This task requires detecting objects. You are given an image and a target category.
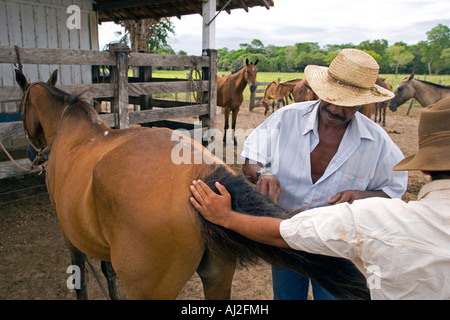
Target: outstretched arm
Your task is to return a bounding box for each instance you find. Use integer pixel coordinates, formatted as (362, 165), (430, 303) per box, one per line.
(189, 180), (289, 248)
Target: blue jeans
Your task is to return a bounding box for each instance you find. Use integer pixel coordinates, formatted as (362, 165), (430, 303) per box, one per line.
(272, 266), (337, 300)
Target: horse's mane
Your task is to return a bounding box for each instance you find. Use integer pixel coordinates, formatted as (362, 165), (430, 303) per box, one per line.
(195, 164), (370, 300)
(284, 78), (301, 83)
(416, 79), (450, 89)
(39, 82), (87, 105)
(231, 65), (244, 74)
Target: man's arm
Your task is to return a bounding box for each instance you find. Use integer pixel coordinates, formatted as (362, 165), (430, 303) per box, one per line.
(189, 180), (289, 248)
(328, 189), (389, 204)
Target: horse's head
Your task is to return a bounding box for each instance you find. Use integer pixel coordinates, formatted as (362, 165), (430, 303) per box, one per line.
(389, 74), (415, 112)
(15, 69), (58, 150)
(244, 58), (258, 93)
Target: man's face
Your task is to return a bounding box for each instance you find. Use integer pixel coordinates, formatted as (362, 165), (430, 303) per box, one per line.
(318, 100), (361, 128)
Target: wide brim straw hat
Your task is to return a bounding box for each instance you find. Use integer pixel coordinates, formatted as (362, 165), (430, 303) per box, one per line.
(305, 48), (394, 107)
(394, 97), (450, 171)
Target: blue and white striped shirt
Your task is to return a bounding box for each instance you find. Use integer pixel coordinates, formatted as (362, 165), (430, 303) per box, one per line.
(241, 101), (408, 211)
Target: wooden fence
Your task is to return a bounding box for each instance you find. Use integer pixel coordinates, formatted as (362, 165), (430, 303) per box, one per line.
(0, 45), (217, 179)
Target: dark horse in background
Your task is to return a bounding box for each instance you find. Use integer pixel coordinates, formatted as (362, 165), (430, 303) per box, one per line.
(15, 68), (369, 300)
(217, 58), (258, 145)
(389, 74), (450, 112)
(358, 78), (393, 126)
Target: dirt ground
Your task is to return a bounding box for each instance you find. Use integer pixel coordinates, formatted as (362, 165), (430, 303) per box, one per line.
(0, 102), (429, 300)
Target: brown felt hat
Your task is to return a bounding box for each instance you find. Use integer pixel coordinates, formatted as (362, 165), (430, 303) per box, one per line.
(305, 48), (394, 107)
(394, 97), (450, 171)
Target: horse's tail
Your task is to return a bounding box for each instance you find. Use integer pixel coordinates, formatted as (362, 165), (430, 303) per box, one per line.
(195, 165), (370, 300)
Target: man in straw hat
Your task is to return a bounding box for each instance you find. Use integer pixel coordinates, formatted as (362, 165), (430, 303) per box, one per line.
(239, 48), (408, 299)
(189, 97), (450, 299)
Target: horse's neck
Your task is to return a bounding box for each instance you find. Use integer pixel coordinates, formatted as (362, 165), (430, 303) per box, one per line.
(413, 80), (445, 106)
(230, 68), (248, 91)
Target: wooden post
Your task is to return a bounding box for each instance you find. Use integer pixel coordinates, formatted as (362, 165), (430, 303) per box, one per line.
(111, 45), (130, 129)
(207, 49), (217, 132)
(139, 65), (152, 111)
(202, 0), (216, 51)
(406, 98), (415, 116)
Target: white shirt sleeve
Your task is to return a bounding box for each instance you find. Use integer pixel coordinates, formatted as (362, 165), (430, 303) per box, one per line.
(279, 203), (361, 259)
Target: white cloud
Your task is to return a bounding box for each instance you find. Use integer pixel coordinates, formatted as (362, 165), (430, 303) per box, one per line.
(99, 0), (450, 55)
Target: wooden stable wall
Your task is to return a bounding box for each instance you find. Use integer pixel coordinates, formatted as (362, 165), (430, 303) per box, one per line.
(0, 45), (217, 179)
(0, 0), (98, 114)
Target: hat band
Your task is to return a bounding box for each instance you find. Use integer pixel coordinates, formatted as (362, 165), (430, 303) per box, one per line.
(327, 72), (390, 98)
(419, 130), (450, 148)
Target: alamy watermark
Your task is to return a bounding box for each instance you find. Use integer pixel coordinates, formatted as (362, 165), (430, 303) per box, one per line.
(66, 5), (81, 30)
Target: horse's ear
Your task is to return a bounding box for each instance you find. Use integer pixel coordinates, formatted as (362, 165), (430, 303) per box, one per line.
(407, 74), (414, 81)
(254, 59), (259, 66)
(245, 58), (249, 66)
(47, 69), (58, 86)
(15, 68), (28, 92)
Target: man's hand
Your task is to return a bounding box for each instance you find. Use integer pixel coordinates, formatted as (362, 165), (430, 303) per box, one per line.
(256, 174), (282, 203)
(189, 180), (289, 248)
(189, 180), (234, 228)
(328, 189), (389, 204)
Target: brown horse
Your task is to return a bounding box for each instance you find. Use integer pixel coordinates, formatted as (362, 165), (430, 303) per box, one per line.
(374, 78), (393, 126)
(262, 79), (302, 115)
(15, 68), (370, 300)
(292, 79), (318, 103)
(389, 74), (450, 111)
(217, 58), (258, 145)
(359, 78), (393, 126)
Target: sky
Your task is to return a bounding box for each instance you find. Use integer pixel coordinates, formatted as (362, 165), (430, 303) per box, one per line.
(98, 0), (450, 55)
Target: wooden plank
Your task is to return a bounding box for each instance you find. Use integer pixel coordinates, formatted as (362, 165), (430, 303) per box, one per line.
(128, 52), (209, 67)
(128, 80), (209, 96)
(116, 51), (129, 128)
(129, 104), (209, 124)
(0, 83), (115, 102)
(0, 46), (115, 66)
(0, 158), (43, 179)
(0, 121), (24, 140)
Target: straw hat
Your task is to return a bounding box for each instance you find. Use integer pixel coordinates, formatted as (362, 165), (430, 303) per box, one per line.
(305, 48), (394, 107)
(394, 97), (450, 171)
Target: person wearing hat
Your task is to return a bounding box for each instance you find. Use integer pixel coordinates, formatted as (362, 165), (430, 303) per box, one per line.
(239, 48), (408, 299)
(189, 97), (450, 300)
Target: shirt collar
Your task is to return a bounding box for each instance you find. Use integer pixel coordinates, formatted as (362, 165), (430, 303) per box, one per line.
(302, 102), (374, 142)
(417, 179), (450, 200)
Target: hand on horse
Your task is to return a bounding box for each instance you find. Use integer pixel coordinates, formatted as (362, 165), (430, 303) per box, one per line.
(190, 180), (235, 229)
(256, 174), (282, 204)
(328, 189), (389, 205)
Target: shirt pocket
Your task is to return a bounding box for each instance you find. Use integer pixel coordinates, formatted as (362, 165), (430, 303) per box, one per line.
(332, 170), (371, 192)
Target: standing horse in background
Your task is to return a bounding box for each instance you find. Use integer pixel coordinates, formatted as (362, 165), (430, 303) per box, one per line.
(217, 58), (258, 145)
(15, 68), (370, 300)
(358, 78), (393, 126)
(374, 78), (392, 126)
(262, 79), (302, 115)
(389, 74), (450, 111)
(292, 79), (318, 103)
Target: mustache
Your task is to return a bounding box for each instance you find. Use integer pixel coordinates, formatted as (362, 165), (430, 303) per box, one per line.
(323, 106), (346, 121)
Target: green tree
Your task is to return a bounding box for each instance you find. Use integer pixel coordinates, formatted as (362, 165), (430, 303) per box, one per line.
(426, 24), (450, 74)
(387, 45), (415, 76)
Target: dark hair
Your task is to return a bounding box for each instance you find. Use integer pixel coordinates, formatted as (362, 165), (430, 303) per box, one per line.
(429, 171), (450, 181)
(195, 164), (370, 300)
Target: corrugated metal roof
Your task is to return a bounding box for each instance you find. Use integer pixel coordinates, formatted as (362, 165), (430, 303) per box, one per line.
(95, 0), (274, 23)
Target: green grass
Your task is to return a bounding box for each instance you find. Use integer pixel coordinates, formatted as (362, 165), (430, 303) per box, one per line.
(138, 70), (450, 103)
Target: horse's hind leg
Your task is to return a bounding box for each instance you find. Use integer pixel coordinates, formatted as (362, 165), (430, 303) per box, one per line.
(196, 250), (236, 299)
(66, 240), (88, 300)
(101, 261), (119, 300)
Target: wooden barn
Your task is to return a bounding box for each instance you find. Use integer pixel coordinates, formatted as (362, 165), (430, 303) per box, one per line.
(0, 0), (274, 179)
